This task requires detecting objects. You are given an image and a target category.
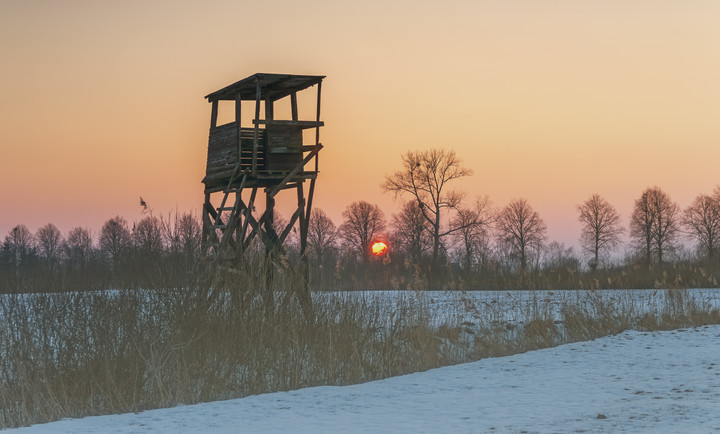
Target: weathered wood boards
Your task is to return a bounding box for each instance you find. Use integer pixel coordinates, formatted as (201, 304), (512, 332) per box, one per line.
(205, 124), (267, 181)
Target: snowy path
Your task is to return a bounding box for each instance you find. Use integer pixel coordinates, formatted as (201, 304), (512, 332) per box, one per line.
(10, 326), (720, 433)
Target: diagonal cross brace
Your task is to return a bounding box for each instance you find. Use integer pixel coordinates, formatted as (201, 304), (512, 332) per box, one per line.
(239, 200), (278, 252)
(268, 144), (323, 198)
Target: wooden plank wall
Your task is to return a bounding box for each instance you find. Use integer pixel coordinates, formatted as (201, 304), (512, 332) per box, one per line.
(206, 124), (267, 177)
(206, 123), (237, 177)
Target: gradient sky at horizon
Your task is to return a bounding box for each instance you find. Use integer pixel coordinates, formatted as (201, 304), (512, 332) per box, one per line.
(1, 0), (719, 253)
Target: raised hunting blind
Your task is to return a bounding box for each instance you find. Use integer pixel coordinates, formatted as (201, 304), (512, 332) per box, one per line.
(201, 73), (325, 318)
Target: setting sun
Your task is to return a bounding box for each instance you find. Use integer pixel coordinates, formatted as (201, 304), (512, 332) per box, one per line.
(371, 241), (388, 257)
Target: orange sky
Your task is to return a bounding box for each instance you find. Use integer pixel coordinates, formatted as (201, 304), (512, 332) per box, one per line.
(1, 0), (719, 250)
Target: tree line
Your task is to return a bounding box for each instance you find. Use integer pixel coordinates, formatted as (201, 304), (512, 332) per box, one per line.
(0, 209), (201, 292)
(3, 148), (720, 292)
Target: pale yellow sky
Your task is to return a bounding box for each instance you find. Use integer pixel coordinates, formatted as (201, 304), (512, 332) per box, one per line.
(1, 0), (719, 250)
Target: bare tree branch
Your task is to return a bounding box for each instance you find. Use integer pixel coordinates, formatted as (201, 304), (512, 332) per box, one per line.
(383, 148), (472, 268)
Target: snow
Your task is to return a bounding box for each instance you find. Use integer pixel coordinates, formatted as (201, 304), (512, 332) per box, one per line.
(9, 325), (720, 433)
(323, 288), (720, 327)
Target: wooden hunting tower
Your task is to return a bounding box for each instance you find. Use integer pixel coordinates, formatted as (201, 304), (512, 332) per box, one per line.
(201, 73), (324, 309)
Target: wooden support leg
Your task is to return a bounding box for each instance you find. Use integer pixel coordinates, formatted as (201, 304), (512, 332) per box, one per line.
(201, 192), (214, 253)
(263, 193), (276, 316)
(296, 182), (314, 322)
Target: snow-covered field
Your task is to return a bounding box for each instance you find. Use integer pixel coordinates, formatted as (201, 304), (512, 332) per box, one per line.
(9, 325), (720, 433)
(322, 288), (720, 328)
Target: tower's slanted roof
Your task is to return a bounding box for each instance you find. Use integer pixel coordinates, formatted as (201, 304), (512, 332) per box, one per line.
(205, 73), (324, 102)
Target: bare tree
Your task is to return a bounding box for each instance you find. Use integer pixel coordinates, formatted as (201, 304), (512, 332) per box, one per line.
(383, 148), (473, 267)
(307, 208), (338, 264)
(496, 198), (547, 271)
(450, 196), (495, 273)
(161, 212), (201, 264)
(630, 186), (680, 265)
(630, 190), (655, 266)
(64, 227), (94, 269)
(306, 208), (338, 289)
(391, 201), (432, 265)
(651, 189), (680, 265)
(682, 192), (720, 259)
(36, 223), (63, 265)
(339, 201), (386, 265)
(100, 216), (132, 265)
(134, 216), (163, 254)
(177, 212), (202, 263)
(3, 225), (35, 268)
(576, 194), (623, 270)
(2, 225), (36, 291)
(3, 224), (34, 258)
